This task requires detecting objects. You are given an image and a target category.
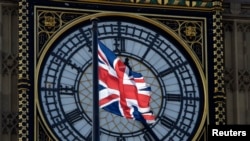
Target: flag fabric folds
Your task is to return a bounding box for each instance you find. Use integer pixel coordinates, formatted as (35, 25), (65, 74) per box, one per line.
(98, 40), (155, 124)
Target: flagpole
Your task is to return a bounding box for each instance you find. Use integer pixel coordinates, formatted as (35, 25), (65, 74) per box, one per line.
(91, 17), (100, 141)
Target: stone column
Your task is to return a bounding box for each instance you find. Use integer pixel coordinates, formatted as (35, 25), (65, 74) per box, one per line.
(232, 20), (240, 123)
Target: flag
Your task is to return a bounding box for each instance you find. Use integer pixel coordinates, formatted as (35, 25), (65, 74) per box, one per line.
(98, 40), (155, 124)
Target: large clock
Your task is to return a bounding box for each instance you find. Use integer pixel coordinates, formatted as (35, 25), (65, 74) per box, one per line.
(36, 13), (207, 141)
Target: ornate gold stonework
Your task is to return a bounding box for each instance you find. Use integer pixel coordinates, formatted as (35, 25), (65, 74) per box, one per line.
(36, 10), (85, 55)
(36, 7), (206, 67)
(212, 1), (226, 125)
(44, 16), (56, 27)
(154, 18), (204, 66)
(50, 0), (214, 7)
(185, 26), (197, 38)
(18, 0), (30, 140)
(18, 0), (225, 140)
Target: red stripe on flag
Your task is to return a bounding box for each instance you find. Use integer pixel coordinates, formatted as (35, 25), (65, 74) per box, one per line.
(99, 94), (119, 106)
(99, 67), (119, 90)
(142, 114), (155, 121)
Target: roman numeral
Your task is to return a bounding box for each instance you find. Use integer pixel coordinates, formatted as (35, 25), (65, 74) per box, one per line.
(59, 85), (75, 95)
(113, 38), (126, 53)
(116, 136), (126, 141)
(143, 132), (154, 141)
(51, 51), (82, 72)
(158, 68), (174, 77)
(142, 122), (160, 141)
(158, 61), (189, 77)
(66, 60), (82, 72)
(65, 109), (83, 124)
(161, 116), (175, 129)
(165, 94), (181, 101)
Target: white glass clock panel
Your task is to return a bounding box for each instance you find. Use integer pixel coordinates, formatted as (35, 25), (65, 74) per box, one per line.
(38, 19), (203, 141)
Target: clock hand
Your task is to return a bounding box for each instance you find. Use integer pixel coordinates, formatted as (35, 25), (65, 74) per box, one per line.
(124, 57), (132, 71)
(142, 121), (160, 141)
(124, 58), (159, 140)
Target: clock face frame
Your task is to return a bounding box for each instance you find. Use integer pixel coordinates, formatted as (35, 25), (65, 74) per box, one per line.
(36, 13), (207, 141)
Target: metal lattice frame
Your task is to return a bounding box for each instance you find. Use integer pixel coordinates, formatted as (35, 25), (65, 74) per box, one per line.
(212, 0), (226, 125)
(18, 0), (29, 140)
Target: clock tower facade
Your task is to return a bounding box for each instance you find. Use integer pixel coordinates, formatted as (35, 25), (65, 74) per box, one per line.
(18, 0), (225, 141)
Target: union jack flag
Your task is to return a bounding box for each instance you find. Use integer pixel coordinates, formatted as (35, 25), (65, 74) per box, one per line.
(98, 40), (155, 124)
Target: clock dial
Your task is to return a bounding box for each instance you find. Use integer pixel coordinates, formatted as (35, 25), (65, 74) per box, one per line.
(37, 14), (206, 141)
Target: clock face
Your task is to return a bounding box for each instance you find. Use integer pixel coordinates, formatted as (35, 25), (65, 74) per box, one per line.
(37, 14), (206, 141)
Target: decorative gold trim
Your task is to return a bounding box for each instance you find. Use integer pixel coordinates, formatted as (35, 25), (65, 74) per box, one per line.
(212, 0), (226, 125)
(51, 0), (214, 10)
(18, 0), (29, 140)
(35, 6), (89, 57)
(35, 6), (208, 69)
(152, 17), (206, 68)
